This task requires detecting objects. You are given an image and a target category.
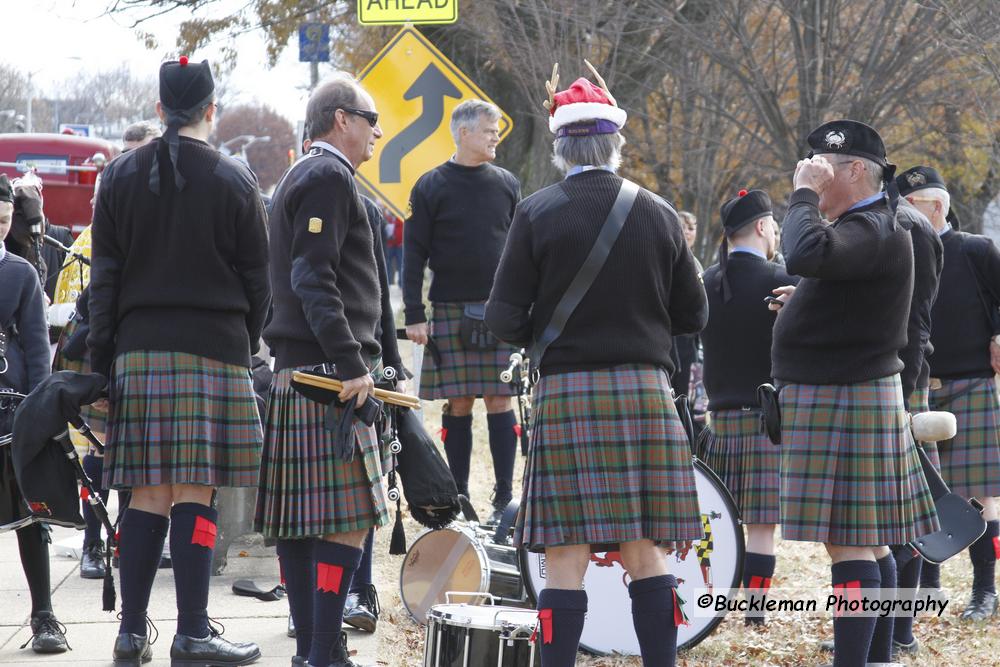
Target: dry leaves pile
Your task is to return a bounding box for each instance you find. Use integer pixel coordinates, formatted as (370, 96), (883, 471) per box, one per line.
(370, 399), (999, 666)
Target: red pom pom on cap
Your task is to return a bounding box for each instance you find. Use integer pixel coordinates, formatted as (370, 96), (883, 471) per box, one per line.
(179, 56), (189, 66)
(738, 189), (748, 197)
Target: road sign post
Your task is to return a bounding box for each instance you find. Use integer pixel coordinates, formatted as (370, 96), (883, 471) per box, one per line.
(356, 26), (512, 219)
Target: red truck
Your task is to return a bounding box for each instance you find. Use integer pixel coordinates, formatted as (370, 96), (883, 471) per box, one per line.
(0, 133), (119, 234)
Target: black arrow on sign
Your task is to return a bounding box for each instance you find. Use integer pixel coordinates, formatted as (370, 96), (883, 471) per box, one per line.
(379, 63), (462, 183)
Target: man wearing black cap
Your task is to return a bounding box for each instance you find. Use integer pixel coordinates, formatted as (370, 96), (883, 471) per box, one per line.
(89, 57), (270, 666)
(699, 188), (796, 626)
(256, 71), (385, 667)
(773, 120), (938, 667)
(897, 165), (1000, 622)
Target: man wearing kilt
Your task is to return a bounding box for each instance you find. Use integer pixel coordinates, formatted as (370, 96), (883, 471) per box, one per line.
(699, 188), (796, 626)
(403, 100), (521, 523)
(487, 66), (708, 667)
(255, 73), (386, 667)
(772, 120), (938, 667)
(88, 58), (270, 666)
(898, 165), (1000, 622)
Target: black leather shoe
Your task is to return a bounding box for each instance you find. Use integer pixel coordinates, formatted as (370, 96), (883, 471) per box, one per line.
(343, 584), (379, 633)
(81, 539), (107, 579)
(891, 636), (919, 657)
(330, 631), (365, 667)
(113, 632), (152, 666)
(960, 589), (998, 621)
(24, 611), (69, 654)
(290, 657), (306, 667)
(170, 628), (261, 666)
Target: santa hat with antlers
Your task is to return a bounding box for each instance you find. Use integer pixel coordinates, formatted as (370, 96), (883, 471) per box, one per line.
(544, 61), (628, 136)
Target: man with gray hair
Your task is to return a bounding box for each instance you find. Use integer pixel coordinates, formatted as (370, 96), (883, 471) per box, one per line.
(898, 165), (1000, 623)
(403, 98), (521, 524)
(122, 121), (162, 151)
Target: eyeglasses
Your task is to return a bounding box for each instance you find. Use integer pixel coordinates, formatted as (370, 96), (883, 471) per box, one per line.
(338, 107), (379, 127)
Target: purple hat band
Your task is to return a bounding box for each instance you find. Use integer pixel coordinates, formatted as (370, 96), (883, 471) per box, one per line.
(556, 119), (620, 138)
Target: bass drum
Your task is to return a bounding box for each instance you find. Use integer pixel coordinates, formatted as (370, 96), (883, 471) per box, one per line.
(520, 458), (744, 654)
(401, 524), (526, 623)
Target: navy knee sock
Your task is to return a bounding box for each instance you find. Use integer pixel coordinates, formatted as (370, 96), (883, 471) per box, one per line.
(309, 541), (362, 667)
(170, 503), (217, 638)
(969, 520), (999, 594)
(920, 560), (941, 589)
(441, 413), (473, 498)
(892, 547), (921, 645)
(486, 411), (517, 508)
(118, 508), (169, 636)
(277, 538), (316, 659)
(629, 575), (680, 667)
(81, 454), (110, 546)
(536, 588), (587, 667)
(16, 524), (52, 616)
(350, 529), (375, 593)
(867, 554), (897, 663)
(831, 560), (880, 667)
(742, 552), (776, 624)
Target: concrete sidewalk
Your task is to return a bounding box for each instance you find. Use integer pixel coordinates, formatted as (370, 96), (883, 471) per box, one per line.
(0, 522), (378, 666)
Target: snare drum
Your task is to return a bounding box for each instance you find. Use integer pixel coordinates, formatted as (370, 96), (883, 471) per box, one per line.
(401, 524), (526, 622)
(520, 458), (744, 654)
(425, 602), (538, 667)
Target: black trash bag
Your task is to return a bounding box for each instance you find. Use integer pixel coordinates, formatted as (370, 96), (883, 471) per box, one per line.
(12, 371), (106, 527)
(394, 407), (460, 529)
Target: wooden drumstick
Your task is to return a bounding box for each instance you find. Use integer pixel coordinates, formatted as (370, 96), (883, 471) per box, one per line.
(291, 371), (421, 409)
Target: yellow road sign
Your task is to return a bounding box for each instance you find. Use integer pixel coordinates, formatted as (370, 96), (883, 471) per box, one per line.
(356, 26), (513, 219)
(358, 0), (457, 25)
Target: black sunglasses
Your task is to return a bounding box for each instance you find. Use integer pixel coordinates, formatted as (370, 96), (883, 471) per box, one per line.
(338, 107), (379, 127)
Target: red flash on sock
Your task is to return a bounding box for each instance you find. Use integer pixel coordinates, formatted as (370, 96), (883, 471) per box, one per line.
(513, 424), (522, 438)
(190, 516), (217, 548)
(80, 486), (90, 501)
(747, 576), (772, 591)
(439, 427), (448, 443)
(317, 562), (344, 594)
(672, 588), (689, 626)
(833, 581), (862, 617)
(993, 536), (1000, 560)
(537, 608), (553, 644)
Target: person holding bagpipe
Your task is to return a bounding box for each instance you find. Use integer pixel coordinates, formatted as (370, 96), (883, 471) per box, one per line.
(770, 120), (940, 667)
(697, 188), (797, 627)
(255, 72), (386, 667)
(897, 166), (1000, 622)
(0, 174), (70, 654)
(87, 57), (271, 666)
(486, 63), (708, 667)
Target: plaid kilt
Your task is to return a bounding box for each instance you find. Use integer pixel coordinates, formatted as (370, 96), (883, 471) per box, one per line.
(698, 410), (779, 525)
(779, 375), (939, 546)
(419, 302), (516, 400)
(52, 317), (107, 438)
(104, 351), (262, 490)
(254, 367), (389, 539)
(928, 376), (1000, 498)
(908, 387), (940, 470)
(515, 364), (703, 552)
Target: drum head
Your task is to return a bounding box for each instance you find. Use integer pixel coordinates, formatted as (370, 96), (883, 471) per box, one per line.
(400, 526), (489, 623)
(428, 603), (538, 631)
(520, 459), (745, 654)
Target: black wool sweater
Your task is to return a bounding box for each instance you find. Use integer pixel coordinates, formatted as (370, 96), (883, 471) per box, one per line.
(895, 201), (943, 397)
(88, 137), (271, 379)
(402, 161), (520, 324)
(701, 252), (798, 410)
(772, 189), (913, 385)
(486, 170), (708, 376)
(928, 228), (1000, 379)
(264, 147), (381, 377)
(0, 252), (50, 393)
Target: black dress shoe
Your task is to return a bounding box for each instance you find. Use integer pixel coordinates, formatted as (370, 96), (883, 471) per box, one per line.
(113, 632), (152, 666)
(290, 657), (306, 667)
(170, 628), (261, 666)
(960, 589), (998, 621)
(330, 631), (366, 667)
(24, 611), (69, 654)
(343, 584), (379, 633)
(81, 540), (107, 579)
(891, 636), (919, 657)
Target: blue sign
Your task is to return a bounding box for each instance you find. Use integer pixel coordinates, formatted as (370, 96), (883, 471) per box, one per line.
(299, 23), (330, 62)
